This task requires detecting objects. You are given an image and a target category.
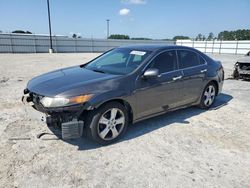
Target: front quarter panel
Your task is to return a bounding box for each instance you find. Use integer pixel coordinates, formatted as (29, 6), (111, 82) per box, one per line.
(84, 75), (137, 116)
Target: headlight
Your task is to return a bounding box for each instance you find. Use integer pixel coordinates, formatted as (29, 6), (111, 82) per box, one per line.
(40, 94), (93, 108)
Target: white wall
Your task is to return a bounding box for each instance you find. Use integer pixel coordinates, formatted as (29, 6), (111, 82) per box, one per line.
(176, 40), (250, 55)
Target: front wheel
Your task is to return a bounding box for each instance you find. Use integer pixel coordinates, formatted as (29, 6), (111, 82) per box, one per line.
(84, 102), (128, 145)
(198, 82), (217, 109)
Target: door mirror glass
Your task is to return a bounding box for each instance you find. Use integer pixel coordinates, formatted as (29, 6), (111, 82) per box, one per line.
(143, 68), (160, 79)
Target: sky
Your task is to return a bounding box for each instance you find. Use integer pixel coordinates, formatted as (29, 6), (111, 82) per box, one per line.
(0, 0), (250, 39)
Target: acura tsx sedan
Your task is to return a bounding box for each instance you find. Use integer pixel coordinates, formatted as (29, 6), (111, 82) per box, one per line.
(22, 45), (224, 145)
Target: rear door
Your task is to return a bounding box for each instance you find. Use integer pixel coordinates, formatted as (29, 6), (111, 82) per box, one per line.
(177, 50), (207, 105)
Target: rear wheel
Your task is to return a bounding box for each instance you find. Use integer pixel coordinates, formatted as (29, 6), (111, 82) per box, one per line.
(84, 102), (128, 145)
(198, 82), (217, 109)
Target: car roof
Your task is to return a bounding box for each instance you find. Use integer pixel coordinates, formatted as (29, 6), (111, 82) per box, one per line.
(118, 44), (195, 52)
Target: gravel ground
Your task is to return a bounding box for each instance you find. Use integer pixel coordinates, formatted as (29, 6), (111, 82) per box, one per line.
(0, 53), (250, 188)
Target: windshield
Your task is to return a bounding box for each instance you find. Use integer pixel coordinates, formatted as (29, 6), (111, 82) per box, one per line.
(84, 48), (152, 75)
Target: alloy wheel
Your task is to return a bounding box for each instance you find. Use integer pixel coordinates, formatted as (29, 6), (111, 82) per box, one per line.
(97, 108), (125, 141)
(204, 85), (216, 106)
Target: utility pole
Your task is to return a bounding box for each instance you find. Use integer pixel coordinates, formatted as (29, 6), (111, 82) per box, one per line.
(106, 19), (110, 39)
(47, 0), (53, 53)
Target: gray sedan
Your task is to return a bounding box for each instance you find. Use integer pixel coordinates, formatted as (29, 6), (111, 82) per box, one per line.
(22, 45), (224, 145)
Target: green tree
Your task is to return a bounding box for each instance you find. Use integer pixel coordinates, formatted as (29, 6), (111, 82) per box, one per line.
(72, 33), (77, 38)
(108, 34), (130, 39)
(217, 29), (250, 40)
(162, 38), (173, 41)
(195, 33), (203, 41)
(207, 32), (214, 41)
(235, 29), (250, 40)
(172, 36), (190, 41)
(12, 30), (32, 34)
(218, 31), (232, 40)
(131, 37), (152, 40)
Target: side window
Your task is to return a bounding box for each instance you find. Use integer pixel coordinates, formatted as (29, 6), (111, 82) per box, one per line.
(150, 50), (177, 73)
(199, 55), (206, 64)
(177, 50), (200, 69)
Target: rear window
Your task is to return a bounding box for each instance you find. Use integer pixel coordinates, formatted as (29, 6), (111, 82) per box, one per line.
(177, 50), (200, 69)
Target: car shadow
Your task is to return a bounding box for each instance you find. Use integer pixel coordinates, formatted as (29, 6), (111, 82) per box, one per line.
(50, 93), (233, 150)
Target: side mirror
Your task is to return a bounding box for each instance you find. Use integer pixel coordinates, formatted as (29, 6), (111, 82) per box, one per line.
(142, 68), (160, 79)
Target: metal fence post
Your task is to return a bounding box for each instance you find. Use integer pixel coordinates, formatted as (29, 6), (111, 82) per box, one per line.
(34, 35), (37, 53)
(91, 37), (94, 53)
(10, 34), (14, 53)
(219, 40), (222, 54)
(235, 41), (239, 55)
(54, 36), (57, 53)
(205, 40), (207, 53)
(74, 38), (77, 53)
(212, 40), (215, 54)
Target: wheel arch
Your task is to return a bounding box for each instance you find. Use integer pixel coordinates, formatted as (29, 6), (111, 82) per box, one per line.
(209, 80), (219, 96)
(98, 99), (134, 124)
(81, 98), (134, 124)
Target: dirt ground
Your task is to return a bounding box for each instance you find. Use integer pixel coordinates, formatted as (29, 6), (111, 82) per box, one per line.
(0, 53), (250, 188)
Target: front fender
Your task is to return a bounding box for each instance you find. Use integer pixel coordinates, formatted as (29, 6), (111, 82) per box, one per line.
(87, 90), (136, 111)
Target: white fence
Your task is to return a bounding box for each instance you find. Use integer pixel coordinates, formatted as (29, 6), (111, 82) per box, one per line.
(176, 40), (250, 55)
(0, 33), (173, 53)
(1, 34), (249, 54)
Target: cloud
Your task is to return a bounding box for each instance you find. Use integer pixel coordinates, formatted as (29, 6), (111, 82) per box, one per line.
(119, 8), (130, 16)
(121, 0), (146, 5)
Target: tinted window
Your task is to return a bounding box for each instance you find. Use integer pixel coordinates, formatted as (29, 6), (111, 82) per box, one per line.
(199, 55), (206, 64)
(150, 50), (177, 73)
(177, 50), (200, 69)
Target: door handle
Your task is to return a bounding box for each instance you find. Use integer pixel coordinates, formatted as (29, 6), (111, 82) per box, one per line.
(172, 76), (182, 81)
(200, 69), (207, 73)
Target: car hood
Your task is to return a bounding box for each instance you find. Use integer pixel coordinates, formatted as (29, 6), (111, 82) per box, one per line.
(27, 66), (121, 97)
(237, 56), (250, 64)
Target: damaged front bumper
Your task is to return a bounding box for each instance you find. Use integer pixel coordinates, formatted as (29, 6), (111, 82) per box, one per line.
(238, 69), (250, 79)
(233, 62), (250, 80)
(22, 91), (88, 139)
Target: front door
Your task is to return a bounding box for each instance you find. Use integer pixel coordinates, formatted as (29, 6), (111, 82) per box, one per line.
(134, 50), (183, 119)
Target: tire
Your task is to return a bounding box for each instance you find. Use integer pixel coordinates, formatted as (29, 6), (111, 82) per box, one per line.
(84, 102), (129, 145)
(198, 82), (217, 109)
